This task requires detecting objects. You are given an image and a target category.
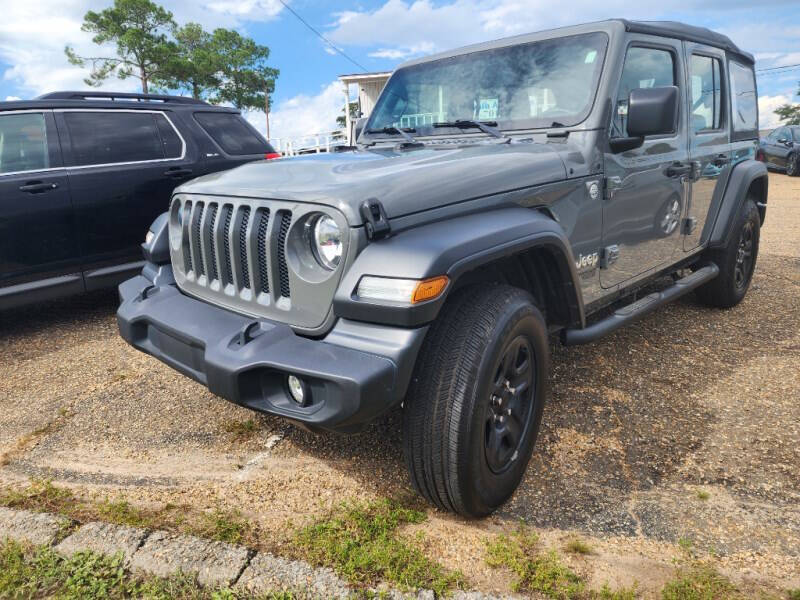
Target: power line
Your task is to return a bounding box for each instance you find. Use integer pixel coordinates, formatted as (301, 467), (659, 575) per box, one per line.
(276, 0), (367, 72)
(756, 63), (800, 73)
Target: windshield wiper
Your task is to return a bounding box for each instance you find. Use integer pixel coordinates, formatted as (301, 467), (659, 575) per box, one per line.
(366, 126), (419, 144)
(432, 120), (509, 141)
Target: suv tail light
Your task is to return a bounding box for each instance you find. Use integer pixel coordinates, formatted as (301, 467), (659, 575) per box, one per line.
(265, 152), (282, 160)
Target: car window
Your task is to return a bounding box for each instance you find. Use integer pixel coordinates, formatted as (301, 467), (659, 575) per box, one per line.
(793, 128), (800, 142)
(613, 46), (675, 137)
(729, 60), (757, 133)
(767, 128), (780, 140)
(0, 112), (50, 175)
(64, 111), (166, 166)
(193, 112), (269, 155)
(690, 55), (723, 132)
(154, 114), (183, 159)
(368, 32), (609, 133)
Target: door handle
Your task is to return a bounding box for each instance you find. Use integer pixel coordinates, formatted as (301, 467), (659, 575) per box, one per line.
(664, 162), (691, 178)
(164, 168), (193, 178)
(19, 181), (58, 193)
(712, 154), (729, 167)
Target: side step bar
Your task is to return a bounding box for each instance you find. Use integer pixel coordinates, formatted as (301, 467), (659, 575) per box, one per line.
(562, 264), (719, 346)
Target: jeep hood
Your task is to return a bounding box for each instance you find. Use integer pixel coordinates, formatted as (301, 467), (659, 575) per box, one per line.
(178, 142), (567, 225)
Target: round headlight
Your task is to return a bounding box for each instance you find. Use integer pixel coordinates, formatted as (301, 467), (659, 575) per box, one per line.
(312, 215), (342, 270)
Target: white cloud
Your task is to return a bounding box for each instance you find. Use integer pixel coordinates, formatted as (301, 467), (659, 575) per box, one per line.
(5, 96), (22, 101)
(368, 42), (435, 60)
(244, 80), (345, 142)
(759, 94), (795, 129)
(204, 0), (283, 22)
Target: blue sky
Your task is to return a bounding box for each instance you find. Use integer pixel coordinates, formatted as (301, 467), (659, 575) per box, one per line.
(2, 0), (799, 139)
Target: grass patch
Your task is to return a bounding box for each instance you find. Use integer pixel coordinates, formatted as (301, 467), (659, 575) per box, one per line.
(485, 526), (584, 598)
(564, 537), (593, 555)
(661, 561), (741, 600)
(294, 497), (462, 595)
(695, 490), (710, 501)
(0, 480), (258, 551)
(0, 539), (289, 599)
(788, 590), (800, 600)
(224, 419), (261, 442)
(593, 583), (638, 600)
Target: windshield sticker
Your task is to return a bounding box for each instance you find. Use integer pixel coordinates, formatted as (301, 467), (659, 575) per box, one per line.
(585, 50), (597, 64)
(478, 98), (499, 120)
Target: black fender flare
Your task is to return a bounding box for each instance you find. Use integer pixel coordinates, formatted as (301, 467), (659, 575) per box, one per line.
(706, 159), (767, 249)
(333, 207), (585, 328)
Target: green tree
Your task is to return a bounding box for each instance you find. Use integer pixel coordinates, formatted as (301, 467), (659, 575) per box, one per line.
(337, 101), (361, 128)
(775, 83), (800, 125)
(65, 0), (176, 93)
(208, 28), (279, 112)
(159, 22), (219, 99)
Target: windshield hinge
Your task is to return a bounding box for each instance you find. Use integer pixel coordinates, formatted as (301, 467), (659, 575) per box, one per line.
(360, 198), (391, 241)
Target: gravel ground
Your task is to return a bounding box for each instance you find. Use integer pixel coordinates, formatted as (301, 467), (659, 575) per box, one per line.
(1, 173), (798, 597)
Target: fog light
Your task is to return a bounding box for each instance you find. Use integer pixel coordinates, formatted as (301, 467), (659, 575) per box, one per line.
(287, 375), (306, 405)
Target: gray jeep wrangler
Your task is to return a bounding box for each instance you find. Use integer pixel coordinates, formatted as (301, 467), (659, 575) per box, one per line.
(118, 19), (766, 518)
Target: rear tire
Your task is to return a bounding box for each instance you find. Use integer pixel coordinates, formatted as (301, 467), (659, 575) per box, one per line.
(786, 153), (798, 177)
(695, 198), (760, 308)
(402, 285), (549, 518)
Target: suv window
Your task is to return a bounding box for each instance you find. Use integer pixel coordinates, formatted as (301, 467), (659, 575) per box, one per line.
(614, 46), (675, 136)
(793, 127), (800, 142)
(0, 112), (50, 175)
(64, 111), (174, 166)
(729, 60), (757, 133)
(194, 112), (269, 155)
(690, 55), (723, 132)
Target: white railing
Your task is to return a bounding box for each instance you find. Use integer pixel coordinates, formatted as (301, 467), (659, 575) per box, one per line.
(268, 131), (348, 157)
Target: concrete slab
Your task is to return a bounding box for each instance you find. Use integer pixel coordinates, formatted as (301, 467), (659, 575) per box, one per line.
(236, 552), (350, 599)
(129, 530), (250, 587)
(56, 521), (148, 564)
(0, 507), (70, 546)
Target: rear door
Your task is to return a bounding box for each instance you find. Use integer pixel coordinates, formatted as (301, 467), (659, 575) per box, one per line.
(56, 109), (196, 289)
(683, 43), (730, 251)
(0, 110), (81, 300)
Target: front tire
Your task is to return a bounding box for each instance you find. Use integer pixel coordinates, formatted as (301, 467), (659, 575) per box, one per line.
(403, 285), (549, 518)
(695, 198), (760, 308)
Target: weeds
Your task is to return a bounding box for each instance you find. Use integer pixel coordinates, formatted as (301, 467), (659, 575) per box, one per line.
(485, 526), (584, 598)
(295, 497), (462, 595)
(661, 561), (741, 600)
(224, 419), (261, 442)
(564, 537), (593, 555)
(695, 490), (710, 501)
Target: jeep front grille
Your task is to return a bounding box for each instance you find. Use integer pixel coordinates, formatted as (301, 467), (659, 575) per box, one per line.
(169, 195), (349, 331)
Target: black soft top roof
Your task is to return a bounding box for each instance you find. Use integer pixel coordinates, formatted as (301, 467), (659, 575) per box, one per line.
(622, 20), (754, 64)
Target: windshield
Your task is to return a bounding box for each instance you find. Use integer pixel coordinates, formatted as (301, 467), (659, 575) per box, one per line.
(367, 32), (608, 135)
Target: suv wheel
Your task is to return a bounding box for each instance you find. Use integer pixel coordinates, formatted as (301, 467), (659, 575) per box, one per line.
(403, 285), (548, 518)
(695, 198), (760, 308)
(786, 153), (798, 177)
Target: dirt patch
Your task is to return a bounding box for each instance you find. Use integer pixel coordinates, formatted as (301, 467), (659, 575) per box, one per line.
(1, 173), (799, 596)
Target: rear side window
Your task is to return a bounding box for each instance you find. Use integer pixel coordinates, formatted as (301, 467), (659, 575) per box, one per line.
(690, 55), (723, 132)
(194, 112), (269, 155)
(64, 111), (168, 166)
(154, 114), (183, 159)
(613, 46), (675, 137)
(729, 60), (757, 133)
(0, 112), (50, 174)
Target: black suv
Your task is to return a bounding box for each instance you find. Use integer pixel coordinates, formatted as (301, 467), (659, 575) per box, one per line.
(0, 91), (277, 309)
(119, 21), (766, 518)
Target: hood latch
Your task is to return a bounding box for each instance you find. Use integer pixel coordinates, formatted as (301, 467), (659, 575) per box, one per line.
(360, 198), (391, 241)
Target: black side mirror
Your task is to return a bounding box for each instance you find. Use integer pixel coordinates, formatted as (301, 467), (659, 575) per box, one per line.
(610, 86), (679, 153)
(777, 137), (788, 144)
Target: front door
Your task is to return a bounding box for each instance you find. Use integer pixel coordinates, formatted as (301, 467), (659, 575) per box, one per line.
(0, 110), (80, 293)
(684, 43), (730, 251)
(601, 39), (688, 289)
(56, 109), (195, 289)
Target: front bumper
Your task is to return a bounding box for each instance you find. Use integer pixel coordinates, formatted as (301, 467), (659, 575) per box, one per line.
(117, 269), (427, 433)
